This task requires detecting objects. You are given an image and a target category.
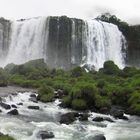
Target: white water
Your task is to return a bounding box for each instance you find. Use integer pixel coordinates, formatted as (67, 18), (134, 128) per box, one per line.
(0, 17), (126, 70)
(4, 17), (49, 66)
(83, 20), (126, 70)
(0, 92), (139, 140)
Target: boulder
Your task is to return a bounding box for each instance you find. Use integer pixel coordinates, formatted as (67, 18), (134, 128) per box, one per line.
(93, 134), (106, 140)
(28, 106), (40, 110)
(110, 106), (124, 118)
(30, 93), (36, 98)
(29, 97), (38, 103)
(37, 131), (54, 139)
(92, 117), (104, 122)
(60, 112), (78, 125)
(79, 113), (89, 121)
(7, 109), (19, 115)
(11, 104), (17, 108)
(0, 102), (11, 110)
(17, 103), (23, 106)
(92, 117), (114, 123)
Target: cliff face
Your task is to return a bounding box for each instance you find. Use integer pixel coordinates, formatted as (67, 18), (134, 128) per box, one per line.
(47, 16), (85, 69)
(0, 18), (11, 60)
(125, 25), (140, 67)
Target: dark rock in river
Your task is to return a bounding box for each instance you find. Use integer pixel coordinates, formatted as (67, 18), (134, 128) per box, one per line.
(92, 117), (114, 123)
(11, 104), (17, 108)
(30, 93), (36, 98)
(17, 103), (23, 106)
(28, 106), (40, 110)
(93, 117), (104, 122)
(0, 102), (11, 109)
(93, 134), (106, 140)
(78, 113), (89, 121)
(7, 109), (19, 115)
(29, 97), (38, 103)
(37, 131), (54, 139)
(60, 112), (78, 125)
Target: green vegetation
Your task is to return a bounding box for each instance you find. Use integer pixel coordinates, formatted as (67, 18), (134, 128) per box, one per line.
(0, 135), (15, 140)
(2, 59), (140, 116)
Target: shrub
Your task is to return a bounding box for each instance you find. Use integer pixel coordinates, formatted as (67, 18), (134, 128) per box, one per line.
(71, 67), (85, 77)
(100, 61), (120, 75)
(37, 84), (54, 102)
(0, 135), (15, 140)
(72, 99), (87, 110)
(95, 95), (111, 109)
(62, 96), (72, 107)
(97, 79), (106, 88)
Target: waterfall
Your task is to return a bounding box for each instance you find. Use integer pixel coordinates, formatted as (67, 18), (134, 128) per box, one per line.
(83, 20), (126, 70)
(4, 17), (49, 65)
(0, 17), (126, 70)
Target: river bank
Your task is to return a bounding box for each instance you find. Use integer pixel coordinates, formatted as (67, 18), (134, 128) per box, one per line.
(0, 86), (37, 97)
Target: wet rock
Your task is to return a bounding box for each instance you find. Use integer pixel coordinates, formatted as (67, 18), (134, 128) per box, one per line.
(0, 102), (11, 110)
(110, 106), (124, 119)
(17, 103), (23, 106)
(30, 93), (36, 98)
(79, 113), (89, 121)
(37, 131), (54, 139)
(93, 117), (104, 122)
(92, 117), (114, 123)
(93, 134), (106, 140)
(103, 117), (114, 122)
(29, 97), (38, 103)
(28, 106), (40, 110)
(60, 112), (78, 125)
(11, 104), (17, 108)
(8, 109), (19, 115)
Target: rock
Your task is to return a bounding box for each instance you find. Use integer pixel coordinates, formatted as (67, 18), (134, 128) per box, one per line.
(103, 117), (114, 122)
(60, 112), (78, 125)
(79, 113), (89, 121)
(110, 106), (124, 119)
(28, 106), (40, 110)
(93, 135), (106, 140)
(11, 104), (17, 108)
(30, 94), (36, 98)
(93, 117), (114, 123)
(29, 97), (38, 103)
(0, 102), (11, 109)
(37, 131), (54, 139)
(7, 109), (19, 115)
(93, 117), (104, 122)
(118, 115), (129, 120)
(17, 103), (23, 106)
(0, 132), (4, 136)
(99, 107), (110, 114)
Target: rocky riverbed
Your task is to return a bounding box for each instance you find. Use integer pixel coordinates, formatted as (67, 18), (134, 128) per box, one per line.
(0, 88), (139, 140)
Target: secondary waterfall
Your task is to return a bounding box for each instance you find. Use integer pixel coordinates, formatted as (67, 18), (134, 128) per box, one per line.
(0, 17), (127, 70)
(83, 20), (126, 70)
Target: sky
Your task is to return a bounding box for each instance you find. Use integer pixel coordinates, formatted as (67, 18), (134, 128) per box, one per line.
(0, 0), (140, 25)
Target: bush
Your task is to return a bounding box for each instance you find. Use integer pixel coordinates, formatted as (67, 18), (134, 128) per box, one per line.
(0, 135), (15, 140)
(100, 61), (120, 75)
(71, 67), (85, 77)
(72, 99), (87, 110)
(62, 96), (72, 107)
(95, 95), (111, 109)
(38, 84), (54, 102)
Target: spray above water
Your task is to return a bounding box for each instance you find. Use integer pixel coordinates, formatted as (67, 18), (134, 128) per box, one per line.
(0, 17), (127, 70)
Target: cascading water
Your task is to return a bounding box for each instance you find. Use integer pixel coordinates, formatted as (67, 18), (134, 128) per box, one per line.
(0, 16), (126, 70)
(4, 17), (49, 66)
(83, 20), (126, 70)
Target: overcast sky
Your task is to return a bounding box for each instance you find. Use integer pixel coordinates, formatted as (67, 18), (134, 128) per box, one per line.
(0, 0), (140, 25)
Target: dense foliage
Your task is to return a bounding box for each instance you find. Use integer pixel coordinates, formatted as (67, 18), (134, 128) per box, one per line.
(2, 59), (140, 116)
